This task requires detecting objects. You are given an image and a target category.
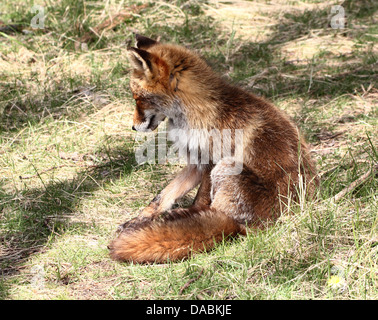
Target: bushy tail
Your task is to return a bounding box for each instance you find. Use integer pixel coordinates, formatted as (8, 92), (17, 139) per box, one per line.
(109, 206), (245, 263)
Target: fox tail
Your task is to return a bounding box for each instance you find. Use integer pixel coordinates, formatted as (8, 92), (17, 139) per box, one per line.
(109, 206), (246, 263)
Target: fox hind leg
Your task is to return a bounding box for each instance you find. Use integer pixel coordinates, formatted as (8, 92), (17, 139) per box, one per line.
(210, 158), (279, 227)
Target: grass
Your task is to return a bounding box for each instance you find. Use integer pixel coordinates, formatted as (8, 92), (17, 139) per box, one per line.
(0, 0), (377, 300)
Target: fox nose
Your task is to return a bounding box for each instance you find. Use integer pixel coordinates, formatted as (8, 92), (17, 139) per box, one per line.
(132, 125), (136, 131)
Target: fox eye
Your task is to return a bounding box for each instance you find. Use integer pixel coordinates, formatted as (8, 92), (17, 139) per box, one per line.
(169, 73), (174, 81)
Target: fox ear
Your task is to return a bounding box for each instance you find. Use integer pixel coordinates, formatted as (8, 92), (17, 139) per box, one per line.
(127, 47), (153, 77)
(135, 34), (158, 49)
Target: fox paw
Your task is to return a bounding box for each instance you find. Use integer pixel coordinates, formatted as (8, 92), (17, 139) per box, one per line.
(139, 194), (162, 217)
(140, 205), (158, 217)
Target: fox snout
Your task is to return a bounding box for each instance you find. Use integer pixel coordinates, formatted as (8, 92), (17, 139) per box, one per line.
(132, 108), (165, 132)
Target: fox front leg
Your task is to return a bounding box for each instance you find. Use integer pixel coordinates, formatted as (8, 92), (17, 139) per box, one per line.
(193, 167), (212, 207)
(140, 164), (203, 218)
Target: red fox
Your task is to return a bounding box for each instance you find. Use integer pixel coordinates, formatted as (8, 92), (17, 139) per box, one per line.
(108, 34), (318, 263)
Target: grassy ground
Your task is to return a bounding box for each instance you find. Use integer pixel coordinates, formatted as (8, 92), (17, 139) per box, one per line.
(0, 0), (377, 300)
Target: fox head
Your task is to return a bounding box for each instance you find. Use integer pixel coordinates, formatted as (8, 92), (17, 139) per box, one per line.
(126, 34), (214, 132)
(126, 35), (164, 131)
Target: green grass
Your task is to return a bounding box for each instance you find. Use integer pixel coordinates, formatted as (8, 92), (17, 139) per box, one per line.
(0, 0), (377, 300)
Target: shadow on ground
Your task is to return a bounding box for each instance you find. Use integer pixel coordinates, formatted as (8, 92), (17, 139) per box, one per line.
(0, 140), (140, 297)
